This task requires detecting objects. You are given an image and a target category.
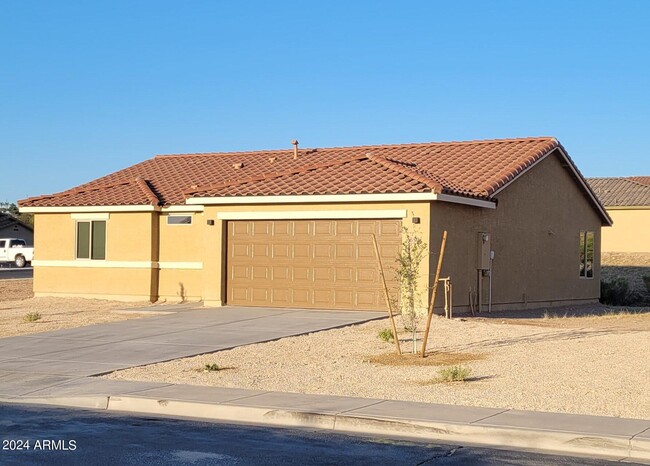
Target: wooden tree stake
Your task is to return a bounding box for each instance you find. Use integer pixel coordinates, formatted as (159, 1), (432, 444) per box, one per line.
(420, 230), (448, 357)
(371, 234), (401, 355)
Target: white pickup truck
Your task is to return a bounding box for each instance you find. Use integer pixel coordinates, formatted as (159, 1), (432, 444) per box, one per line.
(0, 238), (34, 268)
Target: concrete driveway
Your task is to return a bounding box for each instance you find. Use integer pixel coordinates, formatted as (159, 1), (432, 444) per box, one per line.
(0, 306), (383, 397)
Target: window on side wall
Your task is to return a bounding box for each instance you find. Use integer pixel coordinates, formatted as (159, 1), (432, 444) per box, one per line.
(579, 231), (594, 278)
(167, 215), (192, 225)
(76, 220), (106, 260)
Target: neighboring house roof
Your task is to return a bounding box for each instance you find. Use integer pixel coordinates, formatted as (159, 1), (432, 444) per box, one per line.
(587, 177), (650, 207)
(19, 136), (608, 222)
(0, 212), (33, 231)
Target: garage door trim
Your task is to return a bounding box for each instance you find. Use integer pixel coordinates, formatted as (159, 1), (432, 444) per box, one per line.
(217, 209), (407, 220)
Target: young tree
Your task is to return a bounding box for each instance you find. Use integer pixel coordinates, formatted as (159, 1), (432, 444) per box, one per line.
(394, 226), (428, 354)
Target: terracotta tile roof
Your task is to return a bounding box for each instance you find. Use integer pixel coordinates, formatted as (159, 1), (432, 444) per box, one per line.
(21, 178), (161, 208)
(20, 137), (569, 208)
(628, 176), (650, 186)
(586, 177), (650, 207)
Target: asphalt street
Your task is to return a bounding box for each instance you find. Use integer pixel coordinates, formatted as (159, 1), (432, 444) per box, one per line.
(0, 403), (635, 466)
(0, 266), (33, 280)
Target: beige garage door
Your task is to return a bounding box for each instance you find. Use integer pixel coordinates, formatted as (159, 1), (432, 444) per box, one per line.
(227, 219), (402, 310)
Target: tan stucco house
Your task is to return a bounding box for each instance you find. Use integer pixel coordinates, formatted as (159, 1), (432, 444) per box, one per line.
(587, 177), (650, 253)
(19, 137), (611, 312)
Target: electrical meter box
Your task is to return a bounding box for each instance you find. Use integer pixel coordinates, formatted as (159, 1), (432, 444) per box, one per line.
(477, 232), (491, 270)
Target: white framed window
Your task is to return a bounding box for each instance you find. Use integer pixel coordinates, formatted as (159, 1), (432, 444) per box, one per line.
(579, 231), (594, 278)
(76, 220), (106, 260)
(167, 215), (192, 225)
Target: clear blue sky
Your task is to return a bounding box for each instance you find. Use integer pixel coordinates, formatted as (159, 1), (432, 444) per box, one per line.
(1, 1), (648, 204)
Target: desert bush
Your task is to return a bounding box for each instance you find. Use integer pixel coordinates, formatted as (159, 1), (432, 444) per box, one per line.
(23, 312), (42, 323)
(437, 365), (472, 382)
(203, 363), (221, 372)
(600, 278), (630, 306)
(643, 275), (650, 293)
(378, 328), (394, 342)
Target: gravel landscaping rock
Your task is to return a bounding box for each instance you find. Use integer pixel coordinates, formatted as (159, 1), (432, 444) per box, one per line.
(0, 279), (151, 337)
(105, 308), (650, 420)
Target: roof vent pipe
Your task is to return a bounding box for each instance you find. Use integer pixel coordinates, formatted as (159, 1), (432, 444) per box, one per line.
(291, 140), (299, 159)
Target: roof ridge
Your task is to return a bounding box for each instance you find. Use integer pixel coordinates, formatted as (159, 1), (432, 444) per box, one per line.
(156, 136), (558, 159)
(134, 177), (161, 205)
(367, 155), (441, 192)
(185, 154), (369, 195)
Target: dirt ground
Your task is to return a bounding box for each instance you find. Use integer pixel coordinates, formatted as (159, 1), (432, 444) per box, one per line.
(0, 279), (152, 338)
(106, 304), (650, 420)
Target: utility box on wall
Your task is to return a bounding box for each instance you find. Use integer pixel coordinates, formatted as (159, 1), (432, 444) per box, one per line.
(477, 232), (491, 270)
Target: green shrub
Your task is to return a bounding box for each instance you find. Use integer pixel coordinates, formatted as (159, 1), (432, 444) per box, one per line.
(23, 312), (42, 323)
(437, 365), (472, 382)
(378, 328), (394, 342)
(600, 278), (630, 306)
(643, 275), (650, 293)
(203, 363), (221, 372)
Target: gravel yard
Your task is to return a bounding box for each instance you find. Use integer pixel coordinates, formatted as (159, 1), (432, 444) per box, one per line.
(0, 279), (151, 337)
(106, 306), (650, 419)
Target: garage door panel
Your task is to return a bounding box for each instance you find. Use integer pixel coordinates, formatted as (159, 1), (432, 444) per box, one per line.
(313, 267), (332, 281)
(252, 265), (269, 280)
(294, 244), (311, 259)
(274, 221), (292, 236)
(292, 289), (311, 306)
(314, 244), (333, 259)
(272, 266), (290, 280)
(252, 221), (272, 236)
(271, 288), (291, 305)
(335, 244), (355, 259)
(293, 266), (311, 282)
(293, 221), (312, 236)
(273, 243), (290, 258)
(227, 219), (402, 310)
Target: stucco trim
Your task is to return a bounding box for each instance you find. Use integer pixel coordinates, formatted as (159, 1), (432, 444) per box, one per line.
(158, 261), (203, 270)
(21, 205), (160, 213)
(216, 209), (408, 220)
(162, 205), (205, 213)
(71, 213), (110, 220)
(33, 260), (156, 268)
(188, 193), (496, 208)
(605, 206), (650, 211)
(32, 260), (204, 270)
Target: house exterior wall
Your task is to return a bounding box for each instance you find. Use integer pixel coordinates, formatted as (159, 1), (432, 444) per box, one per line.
(429, 151), (602, 312)
(30, 202), (431, 306)
(601, 208), (650, 253)
(33, 212), (158, 301)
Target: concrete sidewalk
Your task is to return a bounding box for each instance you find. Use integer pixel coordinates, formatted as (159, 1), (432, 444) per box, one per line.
(1, 378), (648, 463)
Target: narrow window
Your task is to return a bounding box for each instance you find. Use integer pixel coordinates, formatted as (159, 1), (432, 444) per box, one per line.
(76, 220), (106, 260)
(579, 231), (594, 278)
(167, 215), (192, 225)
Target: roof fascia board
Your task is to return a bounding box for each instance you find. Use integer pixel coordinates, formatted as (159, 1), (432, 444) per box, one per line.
(187, 192), (496, 208)
(489, 147), (613, 226)
(20, 205), (160, 214)
(605, 206), (650, 210)
(435, 194), (496, 209)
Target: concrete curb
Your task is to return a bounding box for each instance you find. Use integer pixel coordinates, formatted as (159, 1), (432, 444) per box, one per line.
(3, 394), (649, 462)
(102, 396), (650, 462)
